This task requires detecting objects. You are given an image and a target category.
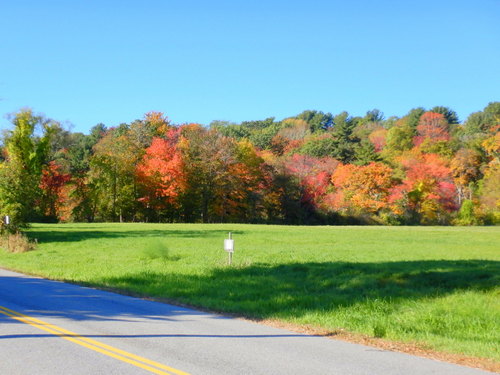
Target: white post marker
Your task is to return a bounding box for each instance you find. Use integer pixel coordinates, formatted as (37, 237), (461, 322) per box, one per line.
(4, 216), (10, 252)
(224, 232), (234, 265)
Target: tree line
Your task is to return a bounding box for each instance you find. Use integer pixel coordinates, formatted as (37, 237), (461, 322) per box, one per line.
(0, 103), (498, 231)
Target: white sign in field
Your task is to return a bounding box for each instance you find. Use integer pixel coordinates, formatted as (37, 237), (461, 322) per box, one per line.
(224, 239), (234, 253)
(224, 232), (235, 266)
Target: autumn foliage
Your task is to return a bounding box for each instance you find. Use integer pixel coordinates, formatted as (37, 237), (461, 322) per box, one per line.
(330, 162), (393, 215)
(2, 104), (499, 226)
(389, 154), (456, 223)
(414, 112), (450, 147)
(137, 130), (186, 210)
(39, 161), (71, 220)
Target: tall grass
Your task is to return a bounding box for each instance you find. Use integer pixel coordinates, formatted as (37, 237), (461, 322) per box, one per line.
(0, 223), (498, 361)
(0, 232), (37, 253)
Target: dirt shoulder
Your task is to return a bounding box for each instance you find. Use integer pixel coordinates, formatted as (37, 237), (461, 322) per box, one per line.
(257, 318), (499, 374)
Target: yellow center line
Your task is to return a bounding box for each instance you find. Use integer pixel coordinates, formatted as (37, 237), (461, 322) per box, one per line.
(0, 305), (190, 375)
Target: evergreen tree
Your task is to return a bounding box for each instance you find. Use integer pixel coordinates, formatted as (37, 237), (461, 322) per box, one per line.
(354, 139), (380, 165)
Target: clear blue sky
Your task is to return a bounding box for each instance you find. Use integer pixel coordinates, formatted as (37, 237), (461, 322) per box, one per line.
(1, 0), (499, 133)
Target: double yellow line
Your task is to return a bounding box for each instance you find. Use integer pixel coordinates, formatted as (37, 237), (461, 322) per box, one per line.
(0, 305), (190, 375)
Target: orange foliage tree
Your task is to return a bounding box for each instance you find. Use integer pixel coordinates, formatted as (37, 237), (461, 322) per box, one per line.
(329, 162), (393, 215)
(450, 148), (482, 204)
(136, 128), (186, 216)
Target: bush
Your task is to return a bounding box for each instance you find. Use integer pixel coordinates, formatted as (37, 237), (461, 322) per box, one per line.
(0, 232), (37, 253)
(454, 200), (480, 226)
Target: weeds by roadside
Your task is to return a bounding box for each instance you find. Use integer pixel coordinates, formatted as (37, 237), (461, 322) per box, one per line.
(0, 232), (37, 253)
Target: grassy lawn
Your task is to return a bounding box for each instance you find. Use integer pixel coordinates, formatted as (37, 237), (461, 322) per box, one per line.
(0, 223), (499, 362)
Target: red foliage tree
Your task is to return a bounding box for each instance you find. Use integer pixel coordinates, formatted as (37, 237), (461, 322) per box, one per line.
(136, 129), (186, 211)
(39, 161), (71, 219)
(389, 153), (457, 223)
(284, 154), (338, 209)
(414, 112), (450, 147)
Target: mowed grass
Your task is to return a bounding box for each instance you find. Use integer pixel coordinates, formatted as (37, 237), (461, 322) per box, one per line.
(0, 223), (499, 361)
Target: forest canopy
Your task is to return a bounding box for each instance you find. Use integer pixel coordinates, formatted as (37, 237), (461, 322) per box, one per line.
(1, 103), (499, 230)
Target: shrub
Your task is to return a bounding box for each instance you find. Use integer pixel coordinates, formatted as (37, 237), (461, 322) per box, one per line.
(0, 232), (37, 253)
(454, 200), (480, 226)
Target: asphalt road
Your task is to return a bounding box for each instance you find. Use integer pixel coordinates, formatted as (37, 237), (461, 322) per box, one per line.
(0, 268), (492, 375)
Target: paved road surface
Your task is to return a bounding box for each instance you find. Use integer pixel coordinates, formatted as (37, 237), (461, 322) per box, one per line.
(0, 268), (492, 374)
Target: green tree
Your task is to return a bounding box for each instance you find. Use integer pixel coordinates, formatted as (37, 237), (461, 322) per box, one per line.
(210, 120), (249, 139)
(330, 111), (359, 163)
(463, 112), (491, 135)
(88, 127), (141, 222)
(298, 135), (338, 158)
(483, 102), (500, 123)
(454, 199), (479, 225)
(404, 107), (426, 128)
(0, 109), (54, 231)
(363, 109), (384, 123)
(249, 122), (283, 150)
(295, 110), (334, 132)
(354, 139), (380, 165)
(240, 117), (276, 131)
(179, 125), (237, 222)
(463, 102), (500, 136)
(382, 122), (414, 161)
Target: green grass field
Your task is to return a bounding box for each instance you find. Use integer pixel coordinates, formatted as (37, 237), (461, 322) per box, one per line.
(0, 223), (499, 362)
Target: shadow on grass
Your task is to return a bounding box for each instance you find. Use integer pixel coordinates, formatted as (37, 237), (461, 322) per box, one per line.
(1, 260), (498, 326)
(26, 229), (245, 243)
(98, 260), (500, 320)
